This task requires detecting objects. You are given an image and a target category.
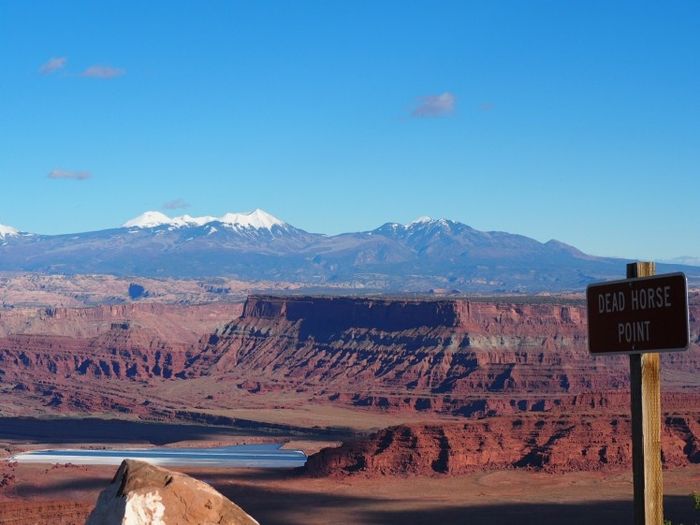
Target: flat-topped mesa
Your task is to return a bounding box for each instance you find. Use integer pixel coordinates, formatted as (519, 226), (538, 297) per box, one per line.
(241, 295), (587, 336)
(198, 294), (700, 408)
(242, 295), (460, 331)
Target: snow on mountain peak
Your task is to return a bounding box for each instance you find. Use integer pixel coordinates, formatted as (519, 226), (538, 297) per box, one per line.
(0, 223), (20, 239)
(177, 214), (218, 227)
(123, 209), (285, 230)
(219, 209), (284, 229)
(407, 216), (434, 226)
(123, 211), (173, 229)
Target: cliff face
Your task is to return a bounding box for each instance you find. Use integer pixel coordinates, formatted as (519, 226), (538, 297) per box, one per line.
(0, 501), (92, 525)
(0, 304), (241, 415)
(0, 303), (241, 340)
(0, 295), (698, 421)
(242, 295), (460, 331)
(241, 295), (588, 336)
(191, 295), (700, 417)
(0, 329), (188, 382)
(305, 415), (700, 477)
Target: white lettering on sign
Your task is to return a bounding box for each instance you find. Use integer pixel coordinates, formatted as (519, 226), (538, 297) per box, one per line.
(630, 286), (672, 311)
(586, 273), (688, 354)
(617, 321), (651, 343)
(598, 291), (626, 313)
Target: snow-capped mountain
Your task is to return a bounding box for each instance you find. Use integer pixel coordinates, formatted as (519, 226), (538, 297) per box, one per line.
(123, 209), (285, 230)
(0, 224), (19, 240)
(122, 211), (176, 229)
(0, 213), (697, 292)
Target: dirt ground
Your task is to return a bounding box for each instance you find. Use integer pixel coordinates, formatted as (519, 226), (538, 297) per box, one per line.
(1, 415), (698, 524)
(1, 460), (699, 524)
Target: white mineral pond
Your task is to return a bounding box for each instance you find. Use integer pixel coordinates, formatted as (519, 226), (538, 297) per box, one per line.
(10, 443), (307, 468)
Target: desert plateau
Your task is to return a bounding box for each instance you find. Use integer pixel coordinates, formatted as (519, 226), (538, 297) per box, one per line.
(1, 284), (698, 523)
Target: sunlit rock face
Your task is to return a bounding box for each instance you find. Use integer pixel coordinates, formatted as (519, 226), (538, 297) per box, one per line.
(194, 295), (700, 415)
(305, 417), (700, 477)
(86, 460), (259, 525)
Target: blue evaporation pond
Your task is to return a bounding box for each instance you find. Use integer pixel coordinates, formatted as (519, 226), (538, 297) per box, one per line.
(20, 443), (307, 468)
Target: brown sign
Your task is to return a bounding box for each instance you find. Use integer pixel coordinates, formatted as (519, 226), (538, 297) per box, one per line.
(586, 272), (689, 355)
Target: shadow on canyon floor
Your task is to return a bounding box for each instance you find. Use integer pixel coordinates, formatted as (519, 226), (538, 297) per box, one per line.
(214, 482), (700, 525)
(13, 476), (110, 498)
(357, 497), (700, 525)
(4, 465), (699, 525)
(0, 417), (352, 445)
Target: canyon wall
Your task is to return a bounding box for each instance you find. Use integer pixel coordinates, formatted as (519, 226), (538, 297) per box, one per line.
(0, 303), (241, 415)
(193, 295), (699, 416)
(305, 415), (700, 477)
(0, 295), (698, 422)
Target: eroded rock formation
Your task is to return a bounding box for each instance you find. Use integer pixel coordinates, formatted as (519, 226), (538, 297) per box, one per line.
(86, 460), (258, 525)
(191, 295), (700, 416)
(305, 415), (700, 477)
(0, 295), (698, 422)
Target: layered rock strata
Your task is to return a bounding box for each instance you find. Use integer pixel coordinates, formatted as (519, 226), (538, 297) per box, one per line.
(305, 415), (700, 477)
(191, 296), (700, 416)
(0, 295), (698, 420)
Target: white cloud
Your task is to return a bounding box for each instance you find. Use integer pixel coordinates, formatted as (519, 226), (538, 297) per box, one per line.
(81, 65), (126, 79)
(163, 198), (190, 210)
(39, 57), (67, 75)
(411, 92), (456, 118)
(48, 169), (92, 180)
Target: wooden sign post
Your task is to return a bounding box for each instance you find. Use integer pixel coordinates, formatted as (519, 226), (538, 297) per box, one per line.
(586, 262), (690, 525)
(628, 262), (663, 525)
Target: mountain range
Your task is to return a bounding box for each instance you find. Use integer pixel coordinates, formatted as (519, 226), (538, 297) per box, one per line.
(1, 209), (697, 292)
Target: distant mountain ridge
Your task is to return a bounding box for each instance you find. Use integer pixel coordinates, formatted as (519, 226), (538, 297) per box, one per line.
(661, 256), (700, 268)
(1, 209), (698, 292)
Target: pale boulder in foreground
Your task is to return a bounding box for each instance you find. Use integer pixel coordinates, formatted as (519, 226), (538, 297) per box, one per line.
(86, 459), (259, 525)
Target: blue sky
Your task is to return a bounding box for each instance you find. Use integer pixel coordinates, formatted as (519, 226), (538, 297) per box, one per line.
(0, 1), (698, 260)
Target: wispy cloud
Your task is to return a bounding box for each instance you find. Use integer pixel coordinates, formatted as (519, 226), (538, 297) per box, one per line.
(48, 169), (92, 181)
(411, 92), (456, 118)
(479, 102), (495, 112)
(39, 57), (67, 75)
(163, 198), (190, 210)
(81, 65), (125, 79)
